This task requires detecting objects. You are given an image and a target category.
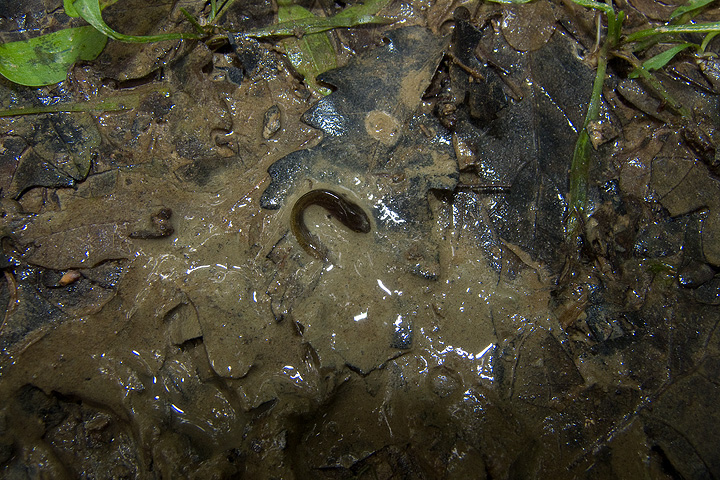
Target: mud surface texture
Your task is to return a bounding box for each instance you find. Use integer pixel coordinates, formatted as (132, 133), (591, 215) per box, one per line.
(1, 0), (720, 478)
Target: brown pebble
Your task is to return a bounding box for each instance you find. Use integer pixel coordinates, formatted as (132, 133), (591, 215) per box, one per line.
(262, 105), (281, 139)
(58, 270), (82, 286)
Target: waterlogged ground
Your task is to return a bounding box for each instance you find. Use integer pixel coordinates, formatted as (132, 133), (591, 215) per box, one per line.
(1, 0), (720, 478)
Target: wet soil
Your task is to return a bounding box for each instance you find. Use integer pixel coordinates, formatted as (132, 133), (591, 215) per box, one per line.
(1, 0), (720, 478)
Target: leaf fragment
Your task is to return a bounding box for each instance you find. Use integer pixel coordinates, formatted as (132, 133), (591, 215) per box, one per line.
(335, 0), (392, 18)
(64, 0), (80, 17)
(0, 26), (108, 86)
(278, 0), (337, 95)
(266, 0), (392, 95)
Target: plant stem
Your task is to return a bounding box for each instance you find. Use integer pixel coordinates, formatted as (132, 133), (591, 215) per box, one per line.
(613, 50), (691, 117)
(0, 89), (168, 117)
(567, 36), (609, 240)
(566, 1), (624, 243)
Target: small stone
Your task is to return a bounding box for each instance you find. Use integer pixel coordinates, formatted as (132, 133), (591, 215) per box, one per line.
(678, 260), (716, 288)
(262, 105), (282, 140)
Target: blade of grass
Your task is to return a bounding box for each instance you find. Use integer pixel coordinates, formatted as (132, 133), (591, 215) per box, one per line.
(485, 0), (534, 3)
(570, 0), (615, 15)
(567, 40), (609, 239)
(670, 0), (716, 21)
(0, 88), (169, 117)
(246, 12), (391, 38)
(701, 31), (719, 51)
(179, 8), (206, 35)
(566, 1), (624, 241)
(628, 42), (694, 78)
(72, 0), (201, 43)
(614, 50), (692, 117)
(626, 21), (720, 42)
(208, 0), (239, 26)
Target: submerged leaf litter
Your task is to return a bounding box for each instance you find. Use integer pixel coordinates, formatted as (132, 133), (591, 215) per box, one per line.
(1, 0), (720, 478)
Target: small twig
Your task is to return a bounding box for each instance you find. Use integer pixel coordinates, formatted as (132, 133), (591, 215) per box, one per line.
(446, 52), (485, 82)
(1, 270), (18, 335)
(456, 182), (512, 193)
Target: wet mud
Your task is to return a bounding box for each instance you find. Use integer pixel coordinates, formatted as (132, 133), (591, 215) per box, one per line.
(1, 0), (720, 478)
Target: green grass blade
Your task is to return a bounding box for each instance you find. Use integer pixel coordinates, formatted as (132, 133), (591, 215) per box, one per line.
(180, 7), (206, 35)
(701, 31), (719, 51)
(628, 43), (694, 78)
(670, 0), (716, 21)
(485, 0), (534, 3)
(626, 21), (720, 42)
(247, 13), (390, 38)
(567, 42), (608, 239)
(72, 0), (201, 43)
(566, 2), (623, 242)
(0, 26), (108, 86)
(570, 0), (615, 16)
(0, 87), (168, 117)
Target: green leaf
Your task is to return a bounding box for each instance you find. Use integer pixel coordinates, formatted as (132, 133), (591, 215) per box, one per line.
(64, 0), (80, 17)
(670, 0), (716, 21)
(268, 0), (393, 95)
(486, 0), (533, 3)
(277, 4), (334, 95)
(335, 0), (392, 18)
(0, 26), (108, 86)
(72, 0), (200, 43)
(628, 43), (694, 78)
(247, 12), (390, 38)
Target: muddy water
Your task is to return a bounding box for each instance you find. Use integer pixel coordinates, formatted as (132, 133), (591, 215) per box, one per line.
(0, 149), (556, 478)
(2, 1), (720, 478)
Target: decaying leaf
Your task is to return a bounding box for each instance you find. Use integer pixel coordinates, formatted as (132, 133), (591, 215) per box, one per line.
(651, 134), (720, 266)
(277, 0), (337, 95)
(449, 16), (596, 264)
(0, 260), (124, 354)
(501, 0), (556, 52)
(2, 109), (100, 199)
